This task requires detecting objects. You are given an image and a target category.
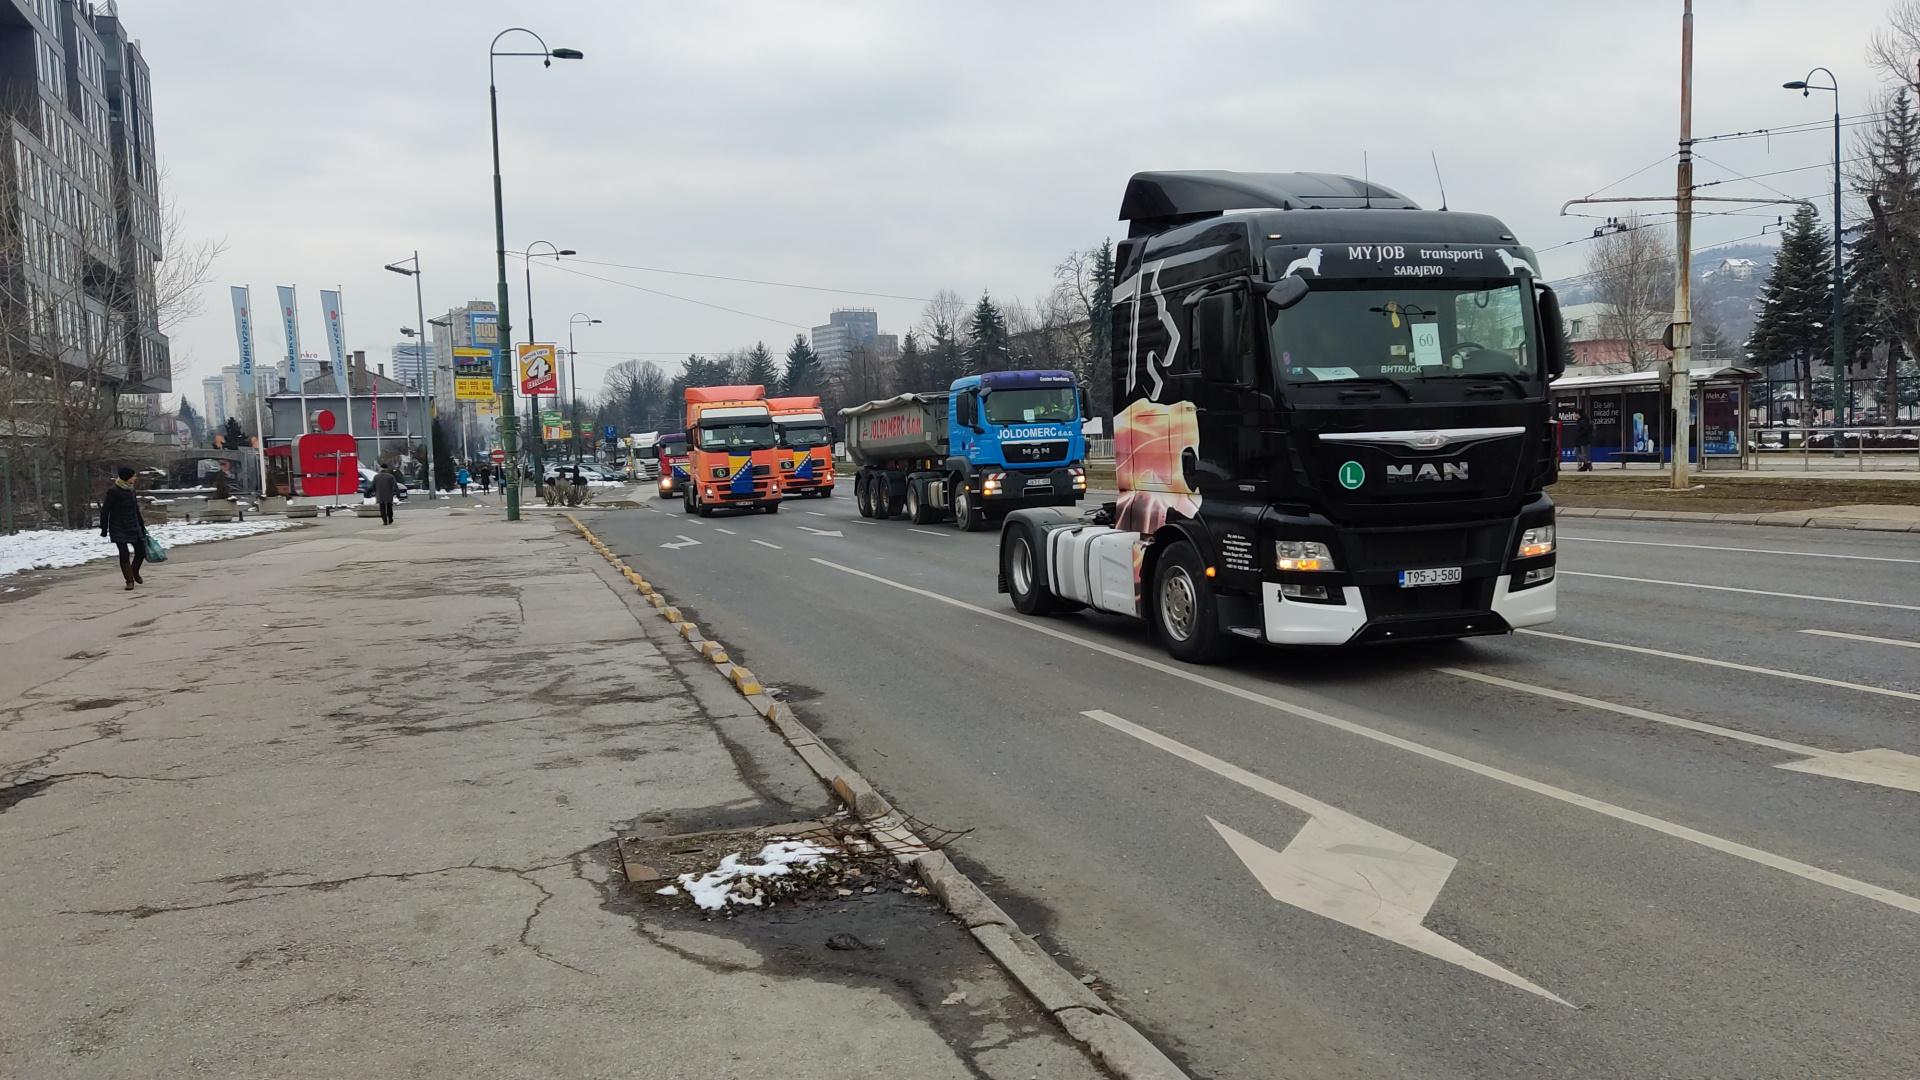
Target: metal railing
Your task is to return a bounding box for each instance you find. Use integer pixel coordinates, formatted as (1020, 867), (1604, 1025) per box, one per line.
(1743, 425), (1920, 471)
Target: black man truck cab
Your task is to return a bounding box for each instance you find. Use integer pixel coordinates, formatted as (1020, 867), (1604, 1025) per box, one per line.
(999, 170), (1566, 662)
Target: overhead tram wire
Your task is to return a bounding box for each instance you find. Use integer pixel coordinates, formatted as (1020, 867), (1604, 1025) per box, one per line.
(524, 256), (934, 303)
(1692, 110), (1886, 144)
(527, 258), (812, 331)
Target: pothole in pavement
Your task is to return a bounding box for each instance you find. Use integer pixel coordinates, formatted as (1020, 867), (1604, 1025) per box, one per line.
(615, 817), (927, 914)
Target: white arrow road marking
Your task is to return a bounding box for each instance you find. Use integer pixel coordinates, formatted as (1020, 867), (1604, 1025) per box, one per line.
(1556, 570), (1920, 612)
(714, 527), (736, 535)
(751, 539), (782, 550)
(796, 526), (844, 538)
(660, 535), (701, 550)
(1441, 668), (1920, 794)
(1077, 709), (1566, 1004)
(813, 558), (1920, 919)
(1518, 629), (1920, 703)
(1562, 535), (1920, 565)
(1799, 628), (1920, 650)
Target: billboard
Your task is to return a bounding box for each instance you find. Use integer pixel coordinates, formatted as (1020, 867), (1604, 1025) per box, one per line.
(519, 342), (559, 396)
(468, 310), (502, 392)
(454, 346), (495, 401)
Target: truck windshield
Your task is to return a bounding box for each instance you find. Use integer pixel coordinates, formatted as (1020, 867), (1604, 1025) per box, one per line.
(984, 388), (1076, 424)
(696, 423), (775, 452)
(778, 423), (833, 449)
(1270, 282), (1536, 386)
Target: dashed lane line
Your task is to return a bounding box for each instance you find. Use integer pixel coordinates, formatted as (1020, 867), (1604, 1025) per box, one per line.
(909, 529), (949, 538)
(1799, 628), (1920, 650)
(1562, 535), (1920, 565)
(1556, 570), (1920, 612)
(751, 539), (783, 550)
(811, 556), (1920, 918)
(1517, 629), (1920, 703)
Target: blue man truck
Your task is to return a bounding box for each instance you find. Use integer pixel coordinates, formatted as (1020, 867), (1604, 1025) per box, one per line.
(842, 370), (1090, 531)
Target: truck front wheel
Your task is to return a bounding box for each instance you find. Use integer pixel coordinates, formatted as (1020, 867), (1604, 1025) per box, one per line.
(1152, 542), (1230, 664)
(953, 484), (986, 532)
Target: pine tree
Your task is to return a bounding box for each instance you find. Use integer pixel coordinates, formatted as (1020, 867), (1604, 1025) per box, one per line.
(743, 341), (780, 388)
(178, 399), (205, 446)
(1746, 204), (1832, 420)
(894, 330), (930, 392)
(966, 292), (1011, 374)
(783, 335), (821, 395)
(1849, 89), (1920, 418)
(222, 416), (247, 449)
(1087, 240), (1115, 417)
(926, 316), (965, 388)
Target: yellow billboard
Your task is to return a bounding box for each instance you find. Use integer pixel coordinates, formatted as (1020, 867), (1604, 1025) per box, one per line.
(454, 347), (495, 401)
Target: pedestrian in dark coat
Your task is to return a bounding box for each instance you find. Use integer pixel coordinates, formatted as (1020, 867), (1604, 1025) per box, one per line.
(372, 468), (399, 525)
(1572, 409), (1594, 472)
(99, 466), (148, 590)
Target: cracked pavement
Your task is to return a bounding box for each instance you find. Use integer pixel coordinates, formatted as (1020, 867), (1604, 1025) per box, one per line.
(0, 511), (1103, 1080)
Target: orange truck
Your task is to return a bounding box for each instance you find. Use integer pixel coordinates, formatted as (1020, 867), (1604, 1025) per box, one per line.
(767, 395), (835, 499)
(681, 384), (784, 515)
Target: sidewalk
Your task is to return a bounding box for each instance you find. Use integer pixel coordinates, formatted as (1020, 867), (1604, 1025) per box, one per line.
(0, 511), (1103, 1079)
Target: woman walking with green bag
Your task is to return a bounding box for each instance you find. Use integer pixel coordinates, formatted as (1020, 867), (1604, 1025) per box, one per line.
(99, 466), (149, 590)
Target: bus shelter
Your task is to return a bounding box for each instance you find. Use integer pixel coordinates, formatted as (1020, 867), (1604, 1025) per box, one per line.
(1549, 365), (1755, 470)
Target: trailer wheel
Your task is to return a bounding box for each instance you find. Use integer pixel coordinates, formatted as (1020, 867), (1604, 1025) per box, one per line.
(953, 485), (986, 532)
(855, 475), (875, 518)
(1152, 542), (1230, 664)
(882, 482), (904, 519)
(907, 481), (938, 524)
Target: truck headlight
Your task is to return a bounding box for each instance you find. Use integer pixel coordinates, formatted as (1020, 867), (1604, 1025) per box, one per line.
(1275, 540), (1336, 572)
(1517, 524), (1555, 559)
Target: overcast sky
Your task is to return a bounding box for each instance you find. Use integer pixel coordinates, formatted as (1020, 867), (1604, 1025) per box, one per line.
(135, 0), (1898, 405)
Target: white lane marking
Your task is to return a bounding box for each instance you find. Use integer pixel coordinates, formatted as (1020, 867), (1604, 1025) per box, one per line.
(812, 557), (1920, 918)
(1556, 570), (1920, 612)
(750, 539), (783, 550)
(1518, 629), (1920, 704)
(660, 535), (701, 550)
(713, 527), (737, 535)
(796, 525), (844, 537)
(806, 511), (828, 517)
(1563, 535), (1920, 565)
(1438, 668), (1920, 794)
(1800, 628), (1920, 650)
(1083, 709), (1567, 1004)
(909, 528), (949, 538)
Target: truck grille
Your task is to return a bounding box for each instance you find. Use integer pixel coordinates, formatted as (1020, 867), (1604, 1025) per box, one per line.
(1004, 440), (1068, 464)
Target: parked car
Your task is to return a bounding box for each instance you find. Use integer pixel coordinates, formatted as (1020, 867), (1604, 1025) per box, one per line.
(357, 467), (410, 500)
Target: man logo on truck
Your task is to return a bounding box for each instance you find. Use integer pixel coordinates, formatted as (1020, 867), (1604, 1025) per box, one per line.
(1386, 462), (1470, 483)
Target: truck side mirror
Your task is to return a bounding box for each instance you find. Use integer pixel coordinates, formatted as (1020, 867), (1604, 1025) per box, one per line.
(1267, 276), (1309, 310)
(1077, 385), (1092, 420)
(1537, 285), (1569, 379)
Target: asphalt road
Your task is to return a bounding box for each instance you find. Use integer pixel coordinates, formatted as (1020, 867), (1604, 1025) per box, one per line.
(595, 492), (1920, 1080)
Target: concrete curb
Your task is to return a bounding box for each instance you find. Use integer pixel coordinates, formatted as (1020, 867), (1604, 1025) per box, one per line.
(561, 514), (1190, 1080)
(1556, 505), (1919, 531)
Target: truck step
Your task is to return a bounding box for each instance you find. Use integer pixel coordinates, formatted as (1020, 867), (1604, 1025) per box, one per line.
(1228, 626), (1263, 639)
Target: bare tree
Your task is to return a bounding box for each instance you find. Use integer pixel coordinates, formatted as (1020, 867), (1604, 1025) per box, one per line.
(1868, 1), (1920, 88)
(1583, 215), (1674, 371)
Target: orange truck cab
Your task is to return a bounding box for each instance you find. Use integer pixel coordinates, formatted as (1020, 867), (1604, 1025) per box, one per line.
(767, 395), (835, 498)
(681, 385), (784, 515)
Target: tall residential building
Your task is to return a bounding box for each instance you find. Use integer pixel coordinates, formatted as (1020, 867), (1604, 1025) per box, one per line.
(201, 374), (223, 426)
(810, 308), (880, 372)
(0, 0), (168, 396)
(391, 341), (429, 390)
(427, 300), (497, 416)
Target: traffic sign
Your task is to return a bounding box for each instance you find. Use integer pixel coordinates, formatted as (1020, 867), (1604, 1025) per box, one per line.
(518, 342), (558, 396)
(489, 448), (506, 464)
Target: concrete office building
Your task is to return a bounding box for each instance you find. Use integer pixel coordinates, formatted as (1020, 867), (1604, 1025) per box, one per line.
(0, 0), (168, 398)
(810, 308), (881, 372)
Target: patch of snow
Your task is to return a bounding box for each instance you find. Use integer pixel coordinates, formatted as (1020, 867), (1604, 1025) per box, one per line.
(654, 885), (680, 896)
(675, 838), (835, 911)
(0, 519), (299, 580)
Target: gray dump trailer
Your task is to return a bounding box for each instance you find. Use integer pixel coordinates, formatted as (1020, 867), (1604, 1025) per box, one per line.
(843, 393), (950, 465)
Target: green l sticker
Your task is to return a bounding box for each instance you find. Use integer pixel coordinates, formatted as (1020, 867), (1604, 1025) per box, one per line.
(1338, 461), (1365, 490)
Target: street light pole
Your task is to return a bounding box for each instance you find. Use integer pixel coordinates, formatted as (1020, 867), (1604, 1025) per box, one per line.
(383, 252), (437, 499)
(568, 313), (599, 466)
(1785, 67), (1845, 453)
(489, 29), (583, 520)
(519, 240), (574, 487)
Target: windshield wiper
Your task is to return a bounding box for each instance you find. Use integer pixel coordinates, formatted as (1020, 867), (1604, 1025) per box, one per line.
(1451, 370), (1530, 397)
(1324, 375), (1414, 401)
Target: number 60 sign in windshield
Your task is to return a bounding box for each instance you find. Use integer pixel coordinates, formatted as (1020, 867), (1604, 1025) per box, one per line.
(518, 342), (559, 396)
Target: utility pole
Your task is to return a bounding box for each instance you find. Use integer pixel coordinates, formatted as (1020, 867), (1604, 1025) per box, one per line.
(1668, 0), (1695, 490)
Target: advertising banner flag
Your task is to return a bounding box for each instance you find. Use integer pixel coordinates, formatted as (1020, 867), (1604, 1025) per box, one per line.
(277, 286), (303, 387)
(518, 342), (559, 396)
(230, 287), (257, 396)
(454, 347), (495, 401)
(319, 289), (350, 397)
